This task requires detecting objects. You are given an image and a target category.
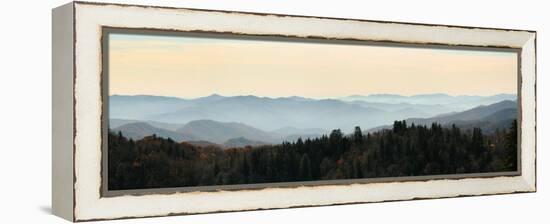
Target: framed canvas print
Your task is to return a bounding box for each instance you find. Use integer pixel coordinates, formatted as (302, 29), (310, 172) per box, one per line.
(52, 1), (537, 222)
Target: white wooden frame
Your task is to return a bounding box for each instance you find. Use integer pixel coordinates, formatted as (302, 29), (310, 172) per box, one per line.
(52, 1), (536, 222)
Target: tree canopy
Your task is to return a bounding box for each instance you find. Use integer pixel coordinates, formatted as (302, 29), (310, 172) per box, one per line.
(108, 120), (518, 190)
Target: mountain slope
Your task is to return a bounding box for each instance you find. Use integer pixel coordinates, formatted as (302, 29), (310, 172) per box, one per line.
(341, 93), (516, 111)
(269, 127), (327, 137)
(406, 100), (516, 125)
(147, 96), (420, 131)
(223, 137), (270, 148)
(176, 120), (275, 144)
(109, 95), (191, 120)
(368, 100), (517, 133)
(110, 94), (516, 132)
(110, 118), (185, 131)
(113, 122), (195, 142)
(349, 101), (451, 116)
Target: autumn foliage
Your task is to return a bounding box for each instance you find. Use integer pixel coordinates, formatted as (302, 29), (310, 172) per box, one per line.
(108, 120), (518, 190)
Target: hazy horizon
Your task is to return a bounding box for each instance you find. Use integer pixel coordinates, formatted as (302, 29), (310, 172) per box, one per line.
(108, 33), (517, 99)
(109, 92), (517, 100)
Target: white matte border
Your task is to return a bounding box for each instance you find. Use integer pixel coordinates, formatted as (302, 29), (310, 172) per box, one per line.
(73, 2), (536, 221)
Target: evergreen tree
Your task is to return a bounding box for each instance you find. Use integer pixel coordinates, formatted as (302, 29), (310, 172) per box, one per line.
(298, 154), (312, 181)
(353, 126), (363, 143)
(108, 120), (516, 190)
(504, 120), (518, 171)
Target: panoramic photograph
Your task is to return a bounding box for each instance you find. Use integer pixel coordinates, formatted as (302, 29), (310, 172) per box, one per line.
(106, 32), (519, 191)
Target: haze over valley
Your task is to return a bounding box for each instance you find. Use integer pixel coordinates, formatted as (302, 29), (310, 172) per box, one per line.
(109, 93), (517, 148)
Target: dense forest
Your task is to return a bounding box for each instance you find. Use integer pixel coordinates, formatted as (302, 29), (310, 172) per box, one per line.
(108, 120), (518, 190)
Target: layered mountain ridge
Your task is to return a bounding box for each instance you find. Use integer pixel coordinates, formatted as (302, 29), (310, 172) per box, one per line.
(110, 94), (517, 148)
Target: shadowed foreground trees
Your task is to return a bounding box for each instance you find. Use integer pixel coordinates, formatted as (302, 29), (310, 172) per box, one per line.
(108, 120), (518, 190)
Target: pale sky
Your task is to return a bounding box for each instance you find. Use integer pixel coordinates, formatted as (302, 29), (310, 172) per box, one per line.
(108, 33), (518, 99)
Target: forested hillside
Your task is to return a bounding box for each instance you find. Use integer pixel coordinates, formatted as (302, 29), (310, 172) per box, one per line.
(108, 120), (518, 190)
